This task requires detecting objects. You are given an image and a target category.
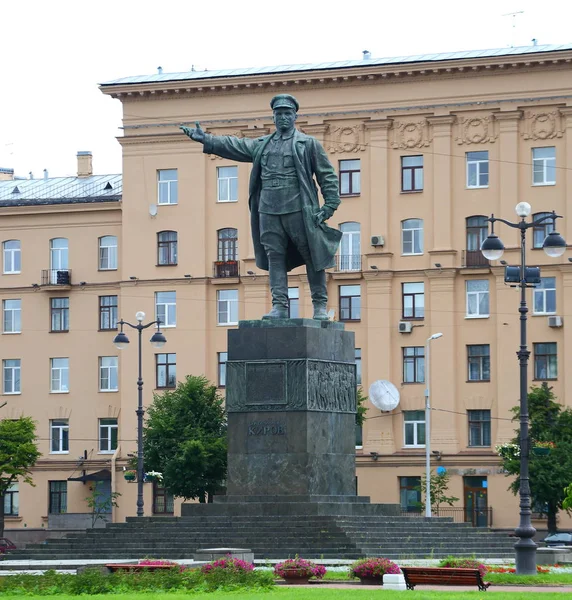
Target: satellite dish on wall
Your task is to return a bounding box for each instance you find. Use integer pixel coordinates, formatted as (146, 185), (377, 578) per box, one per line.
(369, 380), (400, 412)
(149, 204), (158, 217)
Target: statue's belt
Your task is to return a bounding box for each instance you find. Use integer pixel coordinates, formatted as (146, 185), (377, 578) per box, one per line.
(261, 176), (299, 189)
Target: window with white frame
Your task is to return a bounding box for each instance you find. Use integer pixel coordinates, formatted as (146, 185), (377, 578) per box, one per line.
(99, 418), (118, 453)
(288, 287), (299, 318)
(3, 240), (21, 274)
(3, 299), (21, 333)
(467, 345), (490, 381)
(50, 419), (69, 453)
(157, 169), (178, 204)
(533, 277), (556, 315)
(339, 222), (361, 271)
(532, 147), (556, 185)
(466, 151), (489, 188)
(401, 219), (423, 255)
(218, 351), (227, 387)
(355, 348), (362, 385)
(403, 410), (425, 447)
(217, 289), (238, 325)
(4, 483), (18, 516)
(217, 166), (238, 202)
(155, 291), (176, 327)
(50, 238), (68, 270)
(466, 280), (490, 318)
(532, 212), (555, 249)
(50, 358), (69, 392)
(99, 236), (117, 270)
(99, 356), (118, 391)
(3, 359), (21, 394)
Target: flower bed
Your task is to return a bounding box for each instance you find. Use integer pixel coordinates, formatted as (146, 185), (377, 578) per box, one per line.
(349, 557), (401, 580)
(274, 557), (326, 579)
(201, 556), (255, 574)
(438, 557), (487, 577)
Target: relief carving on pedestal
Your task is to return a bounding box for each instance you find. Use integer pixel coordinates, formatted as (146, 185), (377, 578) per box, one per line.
(390, 120), (431, 150)
(521, 111), (564, 140)
(325, 123), (366, 153)
(307, 361), (356, 413)
(455, 116), (498, 145)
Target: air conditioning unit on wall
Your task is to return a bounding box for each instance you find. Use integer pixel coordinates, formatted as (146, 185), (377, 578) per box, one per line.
(371, 235), (385, 247)
(548, 315), (563, 328)
(398, 321), (413, 333)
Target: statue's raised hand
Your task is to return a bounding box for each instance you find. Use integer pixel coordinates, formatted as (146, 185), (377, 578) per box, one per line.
(180, 122), (205, 144)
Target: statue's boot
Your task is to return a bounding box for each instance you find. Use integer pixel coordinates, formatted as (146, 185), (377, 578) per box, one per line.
(307, 266), (329, 320)
(262, 257), (289, 319)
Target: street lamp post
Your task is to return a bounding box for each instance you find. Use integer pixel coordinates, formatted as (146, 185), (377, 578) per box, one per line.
(425, 332), (443, 518)
(113, 311), (167, 517)
(481, 203), (566, 575)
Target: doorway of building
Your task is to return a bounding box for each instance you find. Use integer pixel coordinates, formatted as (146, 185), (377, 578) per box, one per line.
(463, 475), (488, 527)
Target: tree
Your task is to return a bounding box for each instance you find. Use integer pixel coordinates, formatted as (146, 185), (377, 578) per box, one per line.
(143, 375), (227, 503)
(497, 383), (572, 533)
(415, 469), (459, 512)
(0, 417), (41, 536)
(356, 387), (368, 427)
(85, 484), (121, 528)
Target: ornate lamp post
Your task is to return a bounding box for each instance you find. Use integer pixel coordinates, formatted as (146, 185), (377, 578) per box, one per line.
(113, 311), (167, 517)
(481, 203), (566, 575)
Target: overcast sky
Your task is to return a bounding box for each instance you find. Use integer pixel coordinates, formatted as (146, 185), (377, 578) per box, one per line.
(1, 0), (571, 178)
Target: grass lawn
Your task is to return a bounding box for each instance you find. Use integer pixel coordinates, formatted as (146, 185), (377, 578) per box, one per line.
(5, 591), (572, 600)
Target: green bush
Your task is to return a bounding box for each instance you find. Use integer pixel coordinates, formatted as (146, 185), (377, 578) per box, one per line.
(438, 556), (487, 577)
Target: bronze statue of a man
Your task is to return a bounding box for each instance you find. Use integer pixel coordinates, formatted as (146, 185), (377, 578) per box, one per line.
(181, 94), (342, 320)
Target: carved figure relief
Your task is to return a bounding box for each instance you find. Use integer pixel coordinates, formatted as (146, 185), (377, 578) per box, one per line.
(455, 116), (497, 145)
(307, 361), (355, 412)
(521, 111), (564, 140)
(326, 124), (366, 153)
(390, 120), (431, 150)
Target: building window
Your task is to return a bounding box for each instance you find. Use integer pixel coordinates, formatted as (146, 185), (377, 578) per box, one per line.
(3, 359), (20, 394)
(155, 291), (176, 327)
(532, 212), (555, 249)
(403, 347), (425, 383)
(99, 356), (118, 391)
(402, 282), (424, 319)
(467, 345), (490, 381)
(466, 151), (489, 188)
(218, 352), (227, 387)
(4, 483), (18, 516)
(217, 290), (238, 325)
(468, 409), (491, 447)
(339, 222), (361, 271)
(50, 238), (68, 270)
(401, 219), (423, 255)
(3, 299), (21, 333)
(339, 159), (361, 196)
(153, 484), (174, 514)
(356, 423), (363, 448)
(217, 228), (238, 261)
(400, 476), (421, 512)
(49, 481), (67, 514)
(157, 169), (178, 205)
(50, 298), (69, 332)
(339, 285), (361, 321)
(99, 296), (118, 330)
(99, 418), (118, 453)
(288, 287), (299, 318)
(466, 280), (489, 318)
(157, 231), (178, 266)
(156, 353), (176, 389)
(403, 410), (425, 447)
(533, 277), (556, 315)
(50, 419), (69, 453)
(355, 348), (362, 385)
(532, 147), (556, 185)
(217, 166), (238, 202)
(3, 240), (21, 274)
(401, 156), (423, 192)
(50, 358), (69, 393)
(98, 236), (117, 270)
(534, 342), (557, 380)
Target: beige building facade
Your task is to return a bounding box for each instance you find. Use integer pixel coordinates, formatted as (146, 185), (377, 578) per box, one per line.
(2, 43), (572, 536)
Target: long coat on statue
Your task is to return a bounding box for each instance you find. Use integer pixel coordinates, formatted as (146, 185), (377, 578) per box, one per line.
(203, 129), (342, 272)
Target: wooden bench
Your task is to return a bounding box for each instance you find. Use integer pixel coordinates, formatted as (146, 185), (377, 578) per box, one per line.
(400, 567), (491, 591)
(105, 564), (178, 573)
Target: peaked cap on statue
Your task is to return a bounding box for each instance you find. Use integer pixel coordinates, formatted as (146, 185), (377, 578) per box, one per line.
(270, 94), (299, 112)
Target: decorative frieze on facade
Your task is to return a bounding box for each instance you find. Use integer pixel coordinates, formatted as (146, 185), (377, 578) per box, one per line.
(521, 110), (564, 140)
(207, 129), (244, 160)
(455, 116), (498, 145)
(325, 123), (366, 153)
(390, 119), (431, 150)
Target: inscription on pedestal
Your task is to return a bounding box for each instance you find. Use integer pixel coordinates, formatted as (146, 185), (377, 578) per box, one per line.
(246, 362), (286, 405)
(248, 421), (287, 436)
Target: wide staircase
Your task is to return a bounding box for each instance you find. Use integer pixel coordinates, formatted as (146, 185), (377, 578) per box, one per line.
(8, 514), (515, 561)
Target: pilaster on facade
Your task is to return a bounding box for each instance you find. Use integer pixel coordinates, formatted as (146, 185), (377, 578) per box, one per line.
(559, 107), (572, 243)
(494, 110), (523, 218)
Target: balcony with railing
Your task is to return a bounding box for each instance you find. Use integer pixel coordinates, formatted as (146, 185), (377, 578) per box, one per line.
(41, 269), (72, 287)
(335, 254), (362, 272)
(213, 260), (239, 278)
(462, 250), (489, 268)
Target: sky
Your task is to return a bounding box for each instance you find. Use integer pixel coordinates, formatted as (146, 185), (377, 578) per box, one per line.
(1, 0), (571, 178)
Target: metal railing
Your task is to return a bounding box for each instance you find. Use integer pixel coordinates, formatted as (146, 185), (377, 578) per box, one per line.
(400, 506), (493, 527)
(213, 261), (239, 278)
(462, 250), (490, 268)
(41, 269), (72, 286)
(336, 254), (362, 271)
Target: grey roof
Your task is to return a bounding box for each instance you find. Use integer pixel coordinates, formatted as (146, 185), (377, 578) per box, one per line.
(102, 43), (572, 86)
(0, 174), (122, 207)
